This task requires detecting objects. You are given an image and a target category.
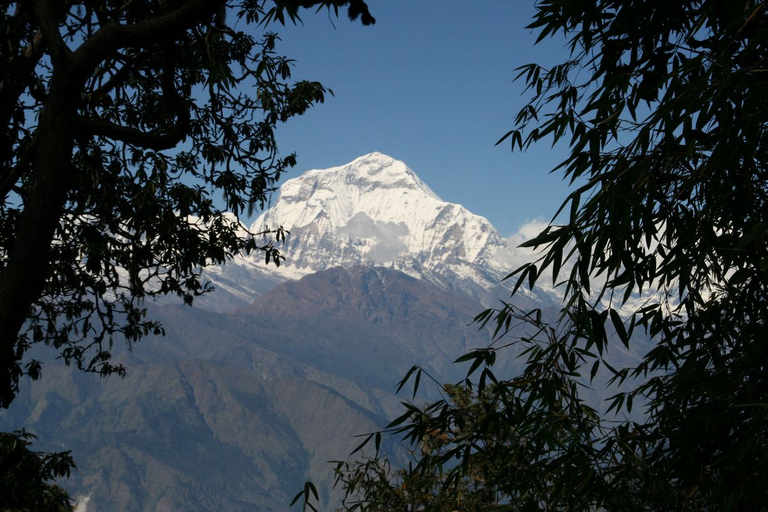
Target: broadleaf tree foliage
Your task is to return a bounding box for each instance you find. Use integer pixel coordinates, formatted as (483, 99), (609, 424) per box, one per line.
(0, 0), (372, 409)
(336, 1), (768, 510)
(0, 430), (75, 511)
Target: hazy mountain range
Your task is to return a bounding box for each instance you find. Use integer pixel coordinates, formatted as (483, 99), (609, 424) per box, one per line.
(1, 153), (606, 511)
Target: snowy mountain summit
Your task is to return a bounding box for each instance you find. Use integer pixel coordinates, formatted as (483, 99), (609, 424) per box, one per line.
(202, 152), (535, 309)
(247, 152), (516, 301)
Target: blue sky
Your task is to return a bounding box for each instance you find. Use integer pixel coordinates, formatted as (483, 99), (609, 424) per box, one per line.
(257, 1), (574, 237)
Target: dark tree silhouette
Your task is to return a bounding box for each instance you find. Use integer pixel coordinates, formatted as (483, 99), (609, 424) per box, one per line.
(337, 1), (768, 510)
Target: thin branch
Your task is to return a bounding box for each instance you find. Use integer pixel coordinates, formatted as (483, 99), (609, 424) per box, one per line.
(76, 46), (190, 151)
(0, 161), (29, 202)
(84, 58), (133, 106)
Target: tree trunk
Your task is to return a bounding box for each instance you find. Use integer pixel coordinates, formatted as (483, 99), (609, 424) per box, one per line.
(0, 71), (77, 408)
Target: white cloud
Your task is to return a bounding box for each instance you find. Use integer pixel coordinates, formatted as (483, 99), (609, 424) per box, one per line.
(493, 218), (552, 271)
(338, 212), (409, 262)
(505, 218), (551, 247)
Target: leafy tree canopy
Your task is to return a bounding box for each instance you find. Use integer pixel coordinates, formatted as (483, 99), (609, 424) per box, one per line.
(336, 0), (768, 510)
(333, 385), (511, 511)
(0, 0), (371, 408)
(0, 430), (75, 511)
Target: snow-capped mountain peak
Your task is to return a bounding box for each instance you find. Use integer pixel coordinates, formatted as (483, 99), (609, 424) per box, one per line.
(198, 152), (553, 311)
(276, 152), (440, 209)
(223, 153), (514, 303)
(256, 152), (440, 234)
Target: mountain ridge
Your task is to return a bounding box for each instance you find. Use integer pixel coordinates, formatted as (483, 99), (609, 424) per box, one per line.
(2, 265), (500, 511)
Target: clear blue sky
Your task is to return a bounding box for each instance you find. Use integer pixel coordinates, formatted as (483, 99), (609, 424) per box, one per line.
(256, 1), (574, 237)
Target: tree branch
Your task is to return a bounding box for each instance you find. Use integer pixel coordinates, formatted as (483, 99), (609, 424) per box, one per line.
(71, 0), (226, 75)
(84, 58), (135, 107)
(75, 117), (187, 151)
(31, 0), (71, 65)
(0, 161), (29, 203)
(77, 47), (190, 151)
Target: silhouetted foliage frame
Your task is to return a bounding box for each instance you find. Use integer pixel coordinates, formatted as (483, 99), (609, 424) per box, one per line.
(335, 1), (768, 510)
